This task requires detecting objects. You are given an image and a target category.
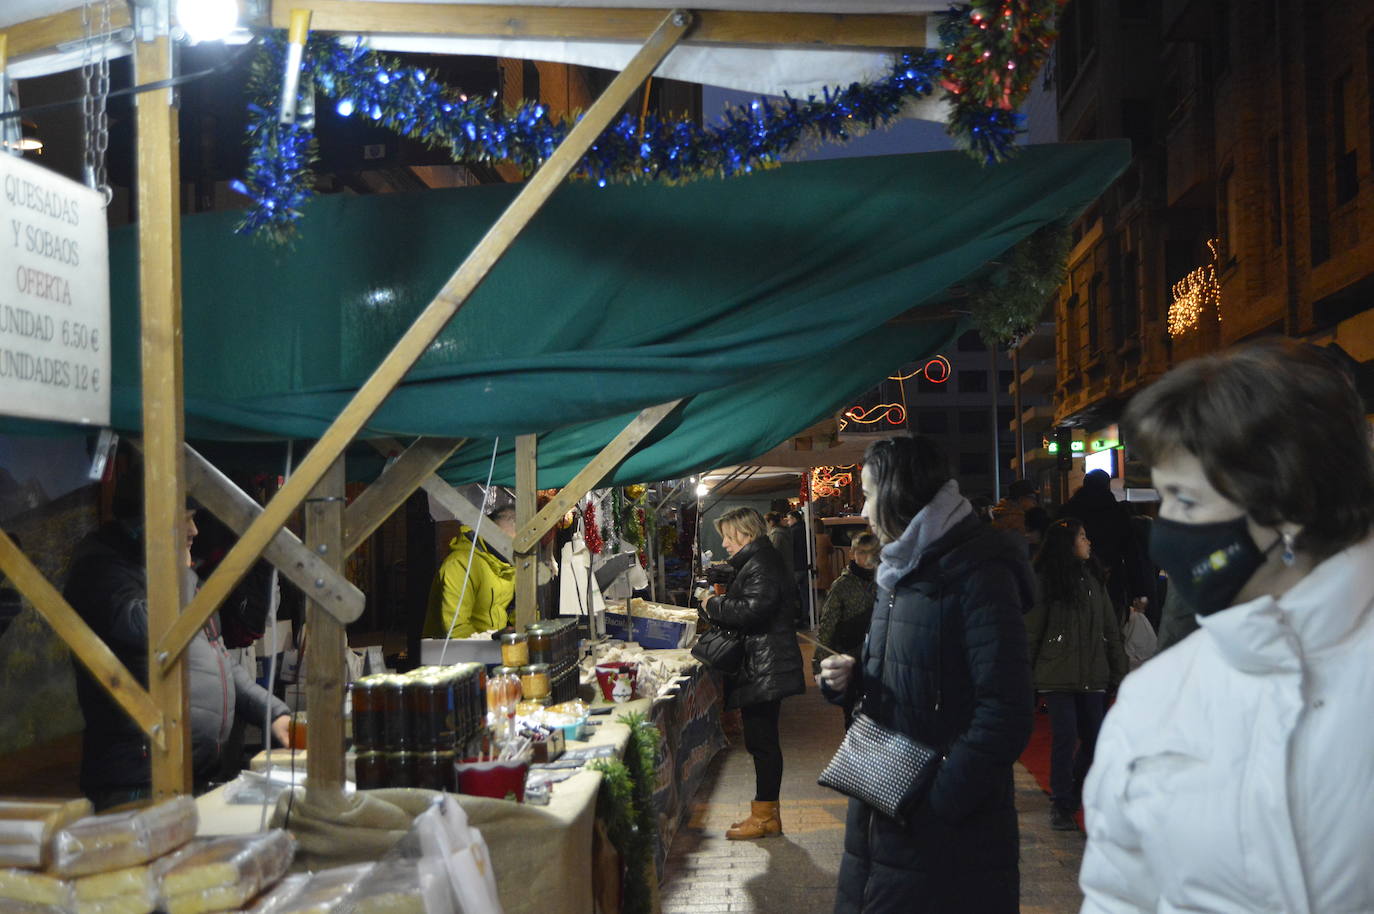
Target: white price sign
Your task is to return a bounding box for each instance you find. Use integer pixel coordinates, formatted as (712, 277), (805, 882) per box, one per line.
(0, 153), (110, 426)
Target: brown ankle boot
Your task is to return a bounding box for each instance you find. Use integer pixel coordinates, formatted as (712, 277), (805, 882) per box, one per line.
(726, 801), (782, 840)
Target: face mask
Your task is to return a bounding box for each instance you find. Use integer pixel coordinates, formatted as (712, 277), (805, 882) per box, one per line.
(1150, 516), (1274, 615)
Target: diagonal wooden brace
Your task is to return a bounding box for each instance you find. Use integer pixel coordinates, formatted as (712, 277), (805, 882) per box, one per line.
(0, 530), (165, 746)
(344, 437), (468, 556)
(156, 9), (694, 674)
(365, 438), (512, 560)
(183, 444), (365, 625)
(512, 398), (682, 553)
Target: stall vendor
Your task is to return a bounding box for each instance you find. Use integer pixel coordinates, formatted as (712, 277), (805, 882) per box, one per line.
(423, 506), (518, 638)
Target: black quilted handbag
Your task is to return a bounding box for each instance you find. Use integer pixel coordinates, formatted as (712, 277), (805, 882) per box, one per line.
(691, 625), (745, 674)
(817, 710), (941, 825)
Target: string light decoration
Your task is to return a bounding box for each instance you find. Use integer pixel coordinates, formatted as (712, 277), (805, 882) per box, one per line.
(811, 465), (856, 498)
(1167, 238), (1222, 338)
(843, 403), (907, 427)
(888, 355), (952, 383)
(233, 0), (1066, 240)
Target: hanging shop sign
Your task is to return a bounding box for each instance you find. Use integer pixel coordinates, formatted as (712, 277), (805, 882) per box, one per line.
(0, 153), (109, 426)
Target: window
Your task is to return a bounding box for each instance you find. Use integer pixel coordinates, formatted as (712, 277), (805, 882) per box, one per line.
(916, 410), (948, 434)
(1212, 1), (1231, 77)
(1113, 247), (1140, 345)
(956, 330), (987, 352)
(1121, 98), (1153, 153)
(958, 452), (986, 476)
(1217, 166), (1238, 263)
(1333, 71), (1359, 204)
(959, 409), (986, 435)
(998, 406), (1014, 429)
(917, 373), (948, 394)
(998, 370), (1014, 393)
(958, 370), (988, 393)
(1087, 274), (1103, 355)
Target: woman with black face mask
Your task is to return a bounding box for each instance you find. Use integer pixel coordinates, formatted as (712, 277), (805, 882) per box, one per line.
(1079, 338), (1374, 914)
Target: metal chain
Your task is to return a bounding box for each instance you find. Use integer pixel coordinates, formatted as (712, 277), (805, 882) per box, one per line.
(80, 0), (113, 201)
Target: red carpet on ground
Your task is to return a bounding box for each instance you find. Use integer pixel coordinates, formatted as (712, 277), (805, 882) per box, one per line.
(1018, 705), (1086, 829)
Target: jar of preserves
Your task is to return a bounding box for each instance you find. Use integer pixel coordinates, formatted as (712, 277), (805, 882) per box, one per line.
(350, 677), (384, 750)
(355, 750), (388, 790)
(413, 675), (456, 750)
(520, 663), (551, 700)
(381, 676), (410, 748)
(527, 625), (553, 665)
(417, 750), (456, 792)
(500, 632), (530, 667)
(387, 750), (418, 789)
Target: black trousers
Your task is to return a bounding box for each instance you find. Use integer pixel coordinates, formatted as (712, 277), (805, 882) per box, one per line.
(1044, 691), (1106, 813)
(741, 699), (783, 802)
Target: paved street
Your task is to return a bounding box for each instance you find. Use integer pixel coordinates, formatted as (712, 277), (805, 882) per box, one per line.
(660, 651), (1085, 913)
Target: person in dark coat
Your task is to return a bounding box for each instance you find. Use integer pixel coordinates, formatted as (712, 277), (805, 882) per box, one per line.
(1025, 517), (1128, 830)
(1058, 469), (1149, 616)
(64, 490), (290, 811)
(699, 506), (806, 840)
(819, 436), (1034, 914)
(812, 531), (880, 728)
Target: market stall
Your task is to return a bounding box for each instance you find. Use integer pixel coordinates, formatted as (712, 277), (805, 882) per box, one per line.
(0, 2), (1126, 911)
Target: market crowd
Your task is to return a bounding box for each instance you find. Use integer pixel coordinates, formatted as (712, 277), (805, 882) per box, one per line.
(777, 338), (1374, 913)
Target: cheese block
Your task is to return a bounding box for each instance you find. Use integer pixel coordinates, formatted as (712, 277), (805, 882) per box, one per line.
(73, 864), (152, 902)
(240, 873), (310, 914)
(0, 798), (93, 869)
(154, 830), (296, 910)
(269, 864), (373, 914)
(0, 866), (71, 906)
(52, 797), (197, 877)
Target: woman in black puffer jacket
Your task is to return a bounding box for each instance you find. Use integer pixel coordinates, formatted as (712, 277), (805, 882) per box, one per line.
(818, 436), (1034, 913)
(700, 506), (806, 840)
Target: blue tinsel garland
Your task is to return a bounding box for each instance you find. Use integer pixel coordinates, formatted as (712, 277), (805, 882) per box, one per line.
(233, 11), (1033, 240)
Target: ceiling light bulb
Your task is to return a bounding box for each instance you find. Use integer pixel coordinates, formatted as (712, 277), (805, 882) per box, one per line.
(695, 483), (709, 497)
(176, 0), (239, 43)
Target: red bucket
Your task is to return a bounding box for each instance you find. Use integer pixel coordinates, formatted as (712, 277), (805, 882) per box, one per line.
(594, 662), (638, 702)
(455, 758), (529, 802)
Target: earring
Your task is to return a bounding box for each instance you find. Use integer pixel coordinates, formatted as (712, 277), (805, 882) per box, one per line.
(1281, 531), (1297, 567)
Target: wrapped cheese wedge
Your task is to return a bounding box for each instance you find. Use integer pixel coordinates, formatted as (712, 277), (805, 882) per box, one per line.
(73, 891), (159, 914)
(154, 830), (296, 914)
(248, 863), (373, 914)
(0, 866), (72, 907)
(51, 797), (198, 878)
(0, 798), (93, 869)
(73, 864), (154, 902)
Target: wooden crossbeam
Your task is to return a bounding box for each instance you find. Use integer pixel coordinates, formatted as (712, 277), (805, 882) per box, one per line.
(344, 437), (467, 557)
(266, 2), (927, 49)
(181, 443), (366, 624)
(511, 399), (682, 553)
(2, 4), (133, 63)
(513, 434), (538, 628)
(305, 458), (348, 800)
(156, 9), (693, 674)
(366, 438), (513, 560)
(0, 531), (164, 744)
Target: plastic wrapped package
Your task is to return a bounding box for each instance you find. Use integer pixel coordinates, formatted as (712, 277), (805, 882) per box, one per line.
(241, 872), (311, 914)
(154, 830), (296, 914)
(73, 891), (159, 914)
(51, 797), (198, 878)
(251, 863), (374, 914)
(0, 866), (72, 908)
(71, 862), (158, 914)
(340, 859), (447, 914)
(0, 798), (93, 869)
(0, 902), (66, 914)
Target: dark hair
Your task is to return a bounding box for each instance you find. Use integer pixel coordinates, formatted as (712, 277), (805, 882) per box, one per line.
(764, 512), (781, 526)
(1122, 337), (1374, 560)
(487, 505), (517, 526)
(1033, 517), (1103, 604)
(850, 531), (881, 559)
(788, 510), (803, 522)
(862, 436), (951, 541)
(1024, 505), (1052, 535)
(1009, 478), (1037, 499)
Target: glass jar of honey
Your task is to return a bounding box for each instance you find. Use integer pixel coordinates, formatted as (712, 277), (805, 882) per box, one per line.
(350, 677), (384, 750)
(500, 632), (530, 667)
(520, 663), (551, 700)
(355, 750), (388, 790)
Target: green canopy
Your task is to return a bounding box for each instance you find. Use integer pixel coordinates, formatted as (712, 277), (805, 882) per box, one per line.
(10, 140), (1129, 486)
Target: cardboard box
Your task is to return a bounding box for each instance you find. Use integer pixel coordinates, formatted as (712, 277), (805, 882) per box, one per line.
(602, 612), (695, 650)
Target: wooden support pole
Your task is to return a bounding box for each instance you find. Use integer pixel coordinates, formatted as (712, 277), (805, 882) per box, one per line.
(366, 439), (513, 560)
(305, 457), (348, 802)
(344, 438), (467, 557)
(179, 443), (365, 623)
(266, 2), (926, 49)
(135, 32), (191, 800)
(157, 8), (693, 673)
(0, 532), (163, 742)
(514, 435), (538, 629)
(2, 4), (133, 61)
(512, 399), (682, 553)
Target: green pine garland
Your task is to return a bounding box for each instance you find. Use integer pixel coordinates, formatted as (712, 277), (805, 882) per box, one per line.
(589, 711), (661, 914)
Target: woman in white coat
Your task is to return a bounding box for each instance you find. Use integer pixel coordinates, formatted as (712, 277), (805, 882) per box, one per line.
(1079, 338), (1374, 914)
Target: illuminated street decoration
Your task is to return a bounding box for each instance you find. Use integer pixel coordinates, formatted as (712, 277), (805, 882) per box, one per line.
(889, 355), (952, 383)
(841, 403), (907, 432)
(1168, 238), (1222, 338)
(811, 465), (856, 498)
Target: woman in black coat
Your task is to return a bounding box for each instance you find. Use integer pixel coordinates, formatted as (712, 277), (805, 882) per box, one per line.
(700, 506), (806, 839)
(818, 436), (1034, 913)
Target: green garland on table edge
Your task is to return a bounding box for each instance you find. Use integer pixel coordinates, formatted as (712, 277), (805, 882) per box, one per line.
(588, 711), (661, 914)
(233, 1), (1067, 242)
